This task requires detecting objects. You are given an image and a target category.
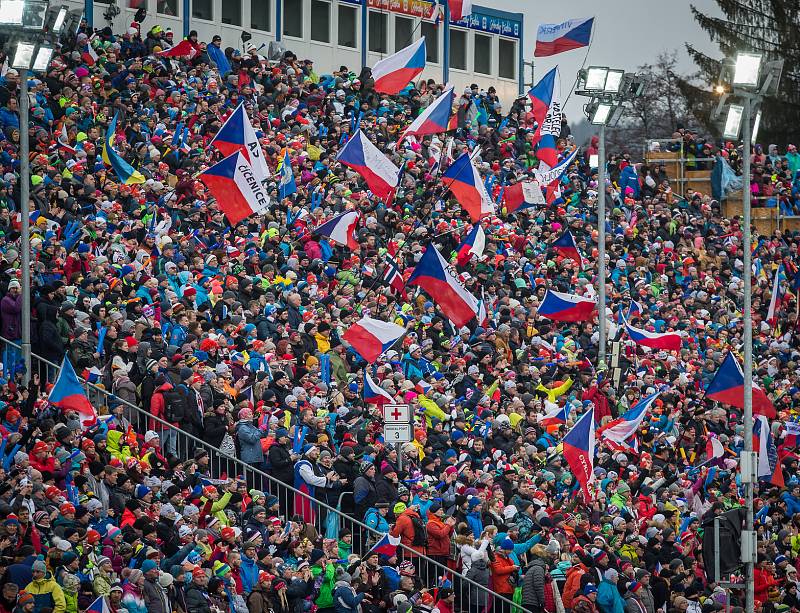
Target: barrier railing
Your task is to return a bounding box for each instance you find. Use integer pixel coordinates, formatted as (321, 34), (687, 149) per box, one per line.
(4, 338), (532, 613)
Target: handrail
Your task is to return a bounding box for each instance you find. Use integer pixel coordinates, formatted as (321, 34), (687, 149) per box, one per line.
(3, 337), (532, 612)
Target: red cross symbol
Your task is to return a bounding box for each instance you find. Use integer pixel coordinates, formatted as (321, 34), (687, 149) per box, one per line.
(390, 406), (403, 420)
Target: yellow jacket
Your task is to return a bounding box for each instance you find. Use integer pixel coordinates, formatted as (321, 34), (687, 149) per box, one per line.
(26, 575), (66, 613)
(536, 377), (573, 403)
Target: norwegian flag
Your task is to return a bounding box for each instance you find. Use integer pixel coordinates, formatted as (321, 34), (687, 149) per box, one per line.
(382, 256), (407, 299)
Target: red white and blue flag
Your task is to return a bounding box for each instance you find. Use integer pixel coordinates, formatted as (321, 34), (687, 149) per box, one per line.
(210, 103), (271, 190)
(364, 369), (394, 406)
(343, 316), (406, 364)
(706, 351), (775, 418)
(538, 289), (596, 322)
(314, 211), (360, 250)
(49, 356), (97, 428)
(81, 43), (98, 66)
(402, 86), (455, 141)
(57, 124), (75, 153)
(447, 0), (473, 21)
(503, 180), (545, 214)
(528, 67), (558, 148)
(157, 39), (199, 59)
(199, 151), (271, 226)
(538, 400), (570, 427)
(622, 317), (682, 351)
(372, 38), (427, 94)
(627, 300), (643, 319)
(534, 68), (562, 166)
(767, 264), (784, 324)
(86, 596), (111, 613)
(534, 17), (594, 57)
(754, 415), (784, 487)
(442, 152), (495, 222)
(337, 129), (401, 200)
(408, 244), (480, 327)
(598, 392), (659, 446)
(382, 256), (407, 299)
(552, 230), (581, 266)
(563, 407), (595, 499)
(456, 223), (485, 266)
(368, 532), (402, 557)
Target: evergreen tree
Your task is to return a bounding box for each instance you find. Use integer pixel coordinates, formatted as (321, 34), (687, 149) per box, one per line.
(681, 0), (800, 146)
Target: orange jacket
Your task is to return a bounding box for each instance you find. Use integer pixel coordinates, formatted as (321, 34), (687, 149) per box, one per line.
(390, 509), (425, 557)
(490, 552), (518, 595)
(425, 513), (453, 557)
(563, 564), (587, 609)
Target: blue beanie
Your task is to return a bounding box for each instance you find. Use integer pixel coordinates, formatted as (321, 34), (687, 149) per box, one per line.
(275, 428), (289, 439)
(136, 485), (151, 499)
(500, 537), (515, 551)
(468, 497), (481, 510)
(141, 559), (157, 573)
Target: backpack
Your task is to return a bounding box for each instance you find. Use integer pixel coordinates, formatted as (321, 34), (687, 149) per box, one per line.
(410, 513), (427, 549)
(163, 386), (187, 423)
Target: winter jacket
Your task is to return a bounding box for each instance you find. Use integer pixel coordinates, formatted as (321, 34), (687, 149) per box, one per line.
(267, 442), (293, 483)
(597, 578), (626, 613)
(25, 574), (66, 613)
(235, 420), (265, 464)
(521, 556), (548, 609)
(390, 508), (425, 557)
(562, 563), (588, 609)
(184, 583), (211, 613)
(425, 513), (453, 557)
(0, 292), (21, 339)
(333, 580), (364, 613)
(465, 558), (491, 608)
(312, 562), (335, 609)
(490, 552), (517, 595)
(120, 585), (147, 613)
(149, 382), (173, 431)
(239, 553), (258, 595)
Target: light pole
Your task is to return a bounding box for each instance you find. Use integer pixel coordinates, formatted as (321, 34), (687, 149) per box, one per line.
(718, 51), (783, 613)
(574, 67), (644, 364)
(2, 1), (61, 383)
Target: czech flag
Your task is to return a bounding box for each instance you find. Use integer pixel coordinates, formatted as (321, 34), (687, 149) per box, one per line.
(534, 17), (594, 57)
(622, 317), (682, 351)
(401, 86), (455, 141)
(408, 244), (480, 327)
(528, 67), (558, 147)
(503, 180), (545, 214)
(314, 211), (360, 250)
(456, 223), (485, 266)
(442, 152), (495, 222)
(372, 37), (426, 95)
(81, 43), (98, 66)
(706, 351), (775, 418)
(278, 149), (297, 199)
(563, 408), (595, 500)
(102, 112), (145, 185)
(447, 0), (473, 21)
(537, 289), (596, 322)
(343, 316), (407, 363)
(157, 39), (198, 58)
(337, 129), (401, 201)
(198, 151), (271, 226)
(210, 103), (271, 189)
(535, 68), (562, 166)
(49, 356), (97, 428)
(627, 300), (642, 319)
(552, 230), (581, 265)
(86, 596), (111, 613)
(364, 369), (394, 406)
(57, 124), (75, 154)
(766, 264), (784, 325)
(754, 415), (784, 487)
(367, 532), (402, 558)
(598, 392), (659, 446)
(538, 400), (569, 427)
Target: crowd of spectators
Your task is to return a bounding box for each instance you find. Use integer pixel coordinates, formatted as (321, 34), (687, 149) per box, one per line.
(0, 15), (798, 613)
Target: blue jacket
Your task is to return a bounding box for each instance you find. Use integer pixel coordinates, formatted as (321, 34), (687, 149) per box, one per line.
(239, 553), (258, 594)
(597, 578), (625, 613)
(333, 581), (364, 613)
(364, 507), (390, 533)
(235, 420), (265, 464)
(782, 492), (800, 518)
(466, 510), (483, 538)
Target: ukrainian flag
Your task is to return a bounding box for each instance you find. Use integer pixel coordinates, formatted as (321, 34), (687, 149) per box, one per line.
(102, 112), (145, 185)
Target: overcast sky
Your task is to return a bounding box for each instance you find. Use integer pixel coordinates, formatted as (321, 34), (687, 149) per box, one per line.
(490, 0), (723, 120)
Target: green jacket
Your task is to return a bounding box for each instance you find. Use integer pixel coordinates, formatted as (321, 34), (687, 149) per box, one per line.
(312, 562), (335, 608)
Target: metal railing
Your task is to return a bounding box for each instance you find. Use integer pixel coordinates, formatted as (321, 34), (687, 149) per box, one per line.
(3, 337), (532, 613)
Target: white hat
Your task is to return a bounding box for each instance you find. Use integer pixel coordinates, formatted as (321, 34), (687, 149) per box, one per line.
(144, 430), (160, 443)
(408, 344), (421, 353)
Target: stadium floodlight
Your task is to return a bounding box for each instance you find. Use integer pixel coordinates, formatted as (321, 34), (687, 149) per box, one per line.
(12, 41), (35, 68)
(604, 69), (625, 94)
(591, 101), (615, 125)
(585, 67), (608, 91)
(51, 4), (67, 32)
(751, 109), (761, 145)
(733, 52), (762, 88)
(32, 44), (52, 70)
(0, 0), (25, 24)
(722, 104), (744, 140)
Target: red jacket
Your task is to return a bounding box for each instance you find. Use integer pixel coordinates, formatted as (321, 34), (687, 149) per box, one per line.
(390, 509), (424, 557)
(425, 513), (454, 557)
(149, 382), (173, 430)
(583, 385), (612, 423)
(490, 552), (518, 595)
(754, 567), (778, 604)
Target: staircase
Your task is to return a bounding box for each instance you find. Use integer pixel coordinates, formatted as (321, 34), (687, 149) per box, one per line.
(10, 339), (530, 612)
